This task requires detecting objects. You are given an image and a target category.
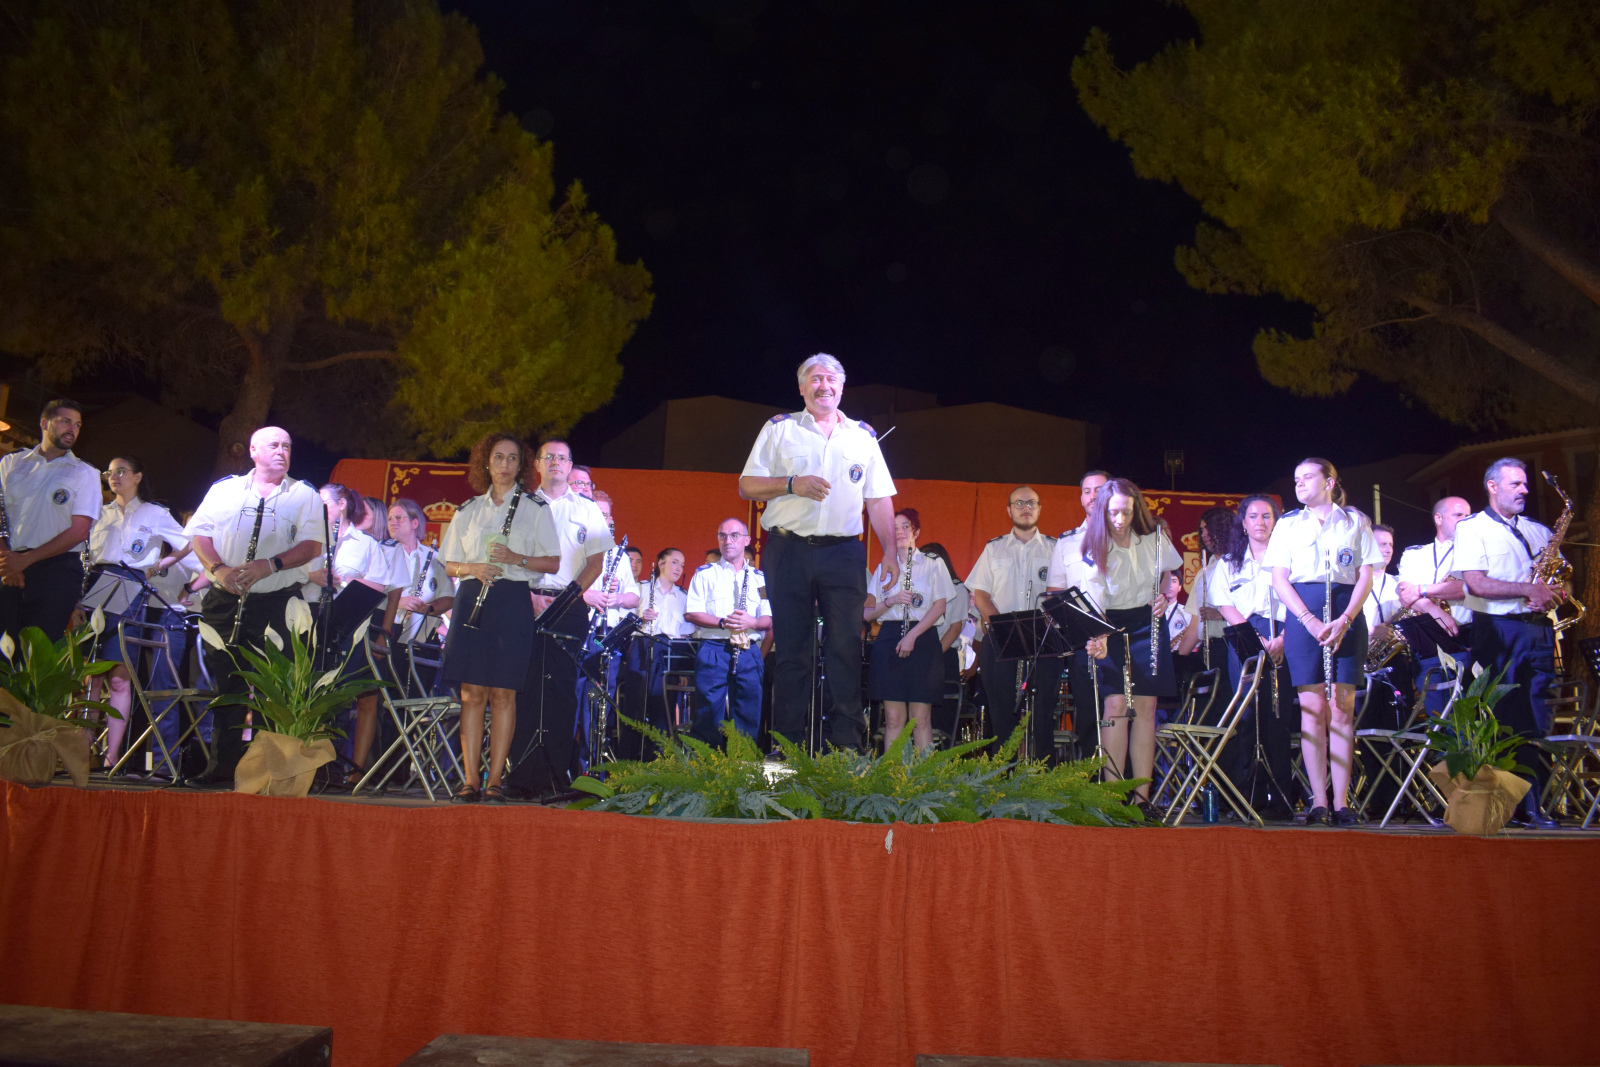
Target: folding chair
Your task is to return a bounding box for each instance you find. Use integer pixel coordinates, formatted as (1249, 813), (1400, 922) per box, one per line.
(105, 612), (214, 782)
(1538, 671), (1598, 823)
(1157, 655), (1266, 826)
(1150, 668), (1220, 808)
(1357, 658), (1461, 827)
(351, 626), (462, 800)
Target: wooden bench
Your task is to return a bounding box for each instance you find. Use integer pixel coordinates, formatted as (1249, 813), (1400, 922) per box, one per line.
(0, 1004), (331, 1067)
(397, 1034), (808, 1066)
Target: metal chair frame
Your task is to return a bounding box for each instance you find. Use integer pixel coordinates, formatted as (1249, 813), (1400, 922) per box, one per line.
(104, 610), (214, 781)
(1156, 656), (1266, 826)
(1355, 659), (1462, 827)
(1537, 678), (1599, 825)
(1150, 668), (1221, 809)
(350, 623), (462, 800)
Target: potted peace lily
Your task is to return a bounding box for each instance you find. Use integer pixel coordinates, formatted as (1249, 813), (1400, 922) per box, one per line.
(0, 612), (118, 787)
(1421, 669), (1531, 836)
(199, 597), (381, 798)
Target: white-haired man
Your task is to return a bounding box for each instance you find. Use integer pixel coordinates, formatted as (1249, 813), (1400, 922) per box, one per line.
(185, 426), (326, 782)
(739, 354), (897, 751)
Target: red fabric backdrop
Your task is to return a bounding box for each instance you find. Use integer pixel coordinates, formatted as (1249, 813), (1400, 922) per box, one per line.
(3, 783), (1596, 1067)
(331, 459), (1252, 598)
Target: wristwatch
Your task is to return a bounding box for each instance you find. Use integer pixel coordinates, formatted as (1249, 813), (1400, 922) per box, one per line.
(271, 556), (284, 572)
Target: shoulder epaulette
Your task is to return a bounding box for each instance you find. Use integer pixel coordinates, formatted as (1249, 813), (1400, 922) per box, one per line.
(1042, 533), (1058, 543)
(1280, 508), (1302, 519)
(858, 420), (877, 438)
(380, 537), (397, 547)
(524, 491), (547, 506)
(769, 413), (792, 424)
(211, 473), (240, 486)
(695, 563), (712, 571)
(987, 534), (1005, 544)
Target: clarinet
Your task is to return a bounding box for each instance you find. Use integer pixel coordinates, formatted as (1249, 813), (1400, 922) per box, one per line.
(1268, 586), (1281, 717)
(583, 535), (629, 645)
(0, 476), (20, 588)
(728, 559), (754, 654)
(1197, 550), (1211, 670)
(394, 545), (434, 640)
(1149, 528), (1164, 677)
(900, 548), (914, 623)
(645, 571), (657, 636)
(460, 483), (522, 629)
(229, 492), (267, 644)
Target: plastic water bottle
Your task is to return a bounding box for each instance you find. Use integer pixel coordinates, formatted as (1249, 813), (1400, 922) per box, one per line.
(1202, 783), (1218, 823)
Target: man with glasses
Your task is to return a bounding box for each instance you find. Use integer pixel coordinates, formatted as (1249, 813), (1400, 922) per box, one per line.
(185, 426), (326, 783)
(505, 438), (612, 796)
(568, 466), (596, 500)
(739, 353), (897, 753)
(966, 485), (1062, 762)
(0, 399), (104, 643)
(685, 517), (772, 744)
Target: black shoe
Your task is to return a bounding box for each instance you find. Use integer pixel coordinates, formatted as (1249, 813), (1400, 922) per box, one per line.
(1303, 805), (1330, 826)
(451, 785), (481, 804)
(189, 768), (235, 790)
(1333, 806), (1362, 827)
(482, 785), (508, 805)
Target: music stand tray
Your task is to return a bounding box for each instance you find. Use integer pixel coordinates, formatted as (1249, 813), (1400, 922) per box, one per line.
(531, 582), (587, 638)
(987, 609), (1071, 662)
(1224, 621), (1265, 662)
(1040, 589), (1118, 646)
(1395, 614), (1464, 661)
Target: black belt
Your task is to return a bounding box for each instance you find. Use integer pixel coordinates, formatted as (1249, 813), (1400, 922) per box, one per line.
(532, 587), (565, 596)
(771, 527), (855, 547)
(1497, 611), (1552, 625)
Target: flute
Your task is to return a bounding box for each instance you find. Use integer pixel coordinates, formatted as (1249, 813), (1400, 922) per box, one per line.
(1322, 548), (1334, 705)
(1149, 528), (1164, 677)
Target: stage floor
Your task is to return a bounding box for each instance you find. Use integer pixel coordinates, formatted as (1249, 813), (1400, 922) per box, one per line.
(4, 780), (1598, 1067)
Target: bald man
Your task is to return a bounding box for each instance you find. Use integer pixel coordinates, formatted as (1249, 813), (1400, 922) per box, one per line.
(186, 427), (326, 783)
(1396, 495), (1474, 715)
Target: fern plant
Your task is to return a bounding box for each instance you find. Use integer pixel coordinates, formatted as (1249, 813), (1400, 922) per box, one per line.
(570, 715), (1145, 826)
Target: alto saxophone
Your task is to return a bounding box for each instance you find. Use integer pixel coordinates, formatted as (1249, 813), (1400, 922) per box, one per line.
(1537, 471), (1585, 634)
(728, 563), (755, 650)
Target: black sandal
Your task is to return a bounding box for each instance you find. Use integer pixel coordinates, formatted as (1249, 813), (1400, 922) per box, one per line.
(482, 784), (509, 805)
(451, 784), (481, 804)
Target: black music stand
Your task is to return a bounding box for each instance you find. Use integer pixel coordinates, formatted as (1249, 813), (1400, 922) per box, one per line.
(986, 607), (1073, 761)
(1222, 620), (1293, 811)
(1041, 589), (1121, 767)
(1395, 613), (1465, 663)
(508, 582), (589, 796)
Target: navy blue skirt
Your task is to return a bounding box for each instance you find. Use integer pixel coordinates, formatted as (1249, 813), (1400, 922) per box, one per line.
(1094, 606), (1176, 699)
(869, 621), (942, 704)
(440, 579), (534, 691)
(1283, 582), (1368, 687)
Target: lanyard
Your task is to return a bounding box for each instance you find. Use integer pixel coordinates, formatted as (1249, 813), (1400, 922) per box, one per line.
(1484, 508), (1534, 563)
(1431, 541), (1454, 584)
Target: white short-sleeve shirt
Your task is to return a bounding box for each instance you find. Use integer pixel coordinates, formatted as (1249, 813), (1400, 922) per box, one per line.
(184, 474), (327, 595)
(82, 498), (191, 614)
(1261, 506), (1382, 585)
(1397, 540), (1473, 625)
(640, 578), (693, 638)
(1079, 528), (1184, 612)
(1046, 525), (1092, 593)
(1363, 570), (1403, 630)
(589, 544), (641, 629)
(1209, 552), (1285, 623)
(686, 559), (772, 641)
(0, 446), (102, 551)
(394, 542), (451, 642)
(333, 529), (402, 591)
(938, 580), (971, 643)
(867, 548), (956, 625)
(536, 486), (615, 589)
(742, 411), (896, 537)
(1451, 510), (1553, 616)
(1189, 557), (1225, 645)
(438, 488), (560, 584)
(967, 530), (1057, 616)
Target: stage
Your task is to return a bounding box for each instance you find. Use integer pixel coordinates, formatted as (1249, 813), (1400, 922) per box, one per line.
(2, 782), (1597, 1067)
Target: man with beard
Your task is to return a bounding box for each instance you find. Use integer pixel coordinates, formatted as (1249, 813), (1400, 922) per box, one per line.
(0, 399), (103, 642)
(966, 485), (1060, 762)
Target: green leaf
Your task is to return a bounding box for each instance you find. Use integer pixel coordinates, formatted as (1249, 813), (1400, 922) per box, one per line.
(570, 775), (614, 799)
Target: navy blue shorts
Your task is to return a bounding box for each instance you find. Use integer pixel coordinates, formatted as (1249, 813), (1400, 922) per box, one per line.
(1283, 582), (1368, 688)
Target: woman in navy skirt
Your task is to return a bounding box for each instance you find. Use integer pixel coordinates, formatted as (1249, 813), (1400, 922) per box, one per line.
(1264, 458), (1382, 826)
(1078, 478), (1182, 810)
(439, 432), (560, 803)
(864, 509), (952, 754)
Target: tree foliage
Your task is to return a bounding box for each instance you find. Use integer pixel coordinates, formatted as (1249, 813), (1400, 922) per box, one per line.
(1073, 0), (1600, 432)
(0, 0), (652, 468)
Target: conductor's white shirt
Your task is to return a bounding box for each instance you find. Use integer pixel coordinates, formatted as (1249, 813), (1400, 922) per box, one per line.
(742, 411), (896, 537)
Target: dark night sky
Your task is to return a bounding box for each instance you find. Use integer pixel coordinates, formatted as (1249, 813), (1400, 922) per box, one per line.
(444, 0), (1466, 493)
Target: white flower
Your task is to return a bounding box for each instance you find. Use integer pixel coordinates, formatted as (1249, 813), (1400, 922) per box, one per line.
(88, 606), (106, 636)
(0, 631), (13, 661)
(284, 596), (314, 636)
(314, 668), (340, 691)
(349, 615), (371, 646)
(197, 621), (226, 651)
(263, 625), (283, 651)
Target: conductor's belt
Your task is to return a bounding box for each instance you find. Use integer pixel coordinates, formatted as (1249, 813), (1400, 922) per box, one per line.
(771, 528), (854, 547)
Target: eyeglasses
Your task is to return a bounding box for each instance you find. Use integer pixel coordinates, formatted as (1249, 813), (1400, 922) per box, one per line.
(539, 453), (572, 464)
(104, 468), (135, 479)
(716, 532), (748, 541)
(1009, 500), (1040, 509)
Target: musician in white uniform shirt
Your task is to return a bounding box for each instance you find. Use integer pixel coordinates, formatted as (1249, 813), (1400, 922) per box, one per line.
(1263, 458), (1381, 826)
(1191, 507), (1236, 677)
(385, 499), (453, 645)
(1395, 496), (1471, 714)
(864, 509), (953, 754)
(1452, 458), (1564, 828)
(738, 353), (897, 752)
(437, 433), (560, 802)
(1047, 469), (1110, 759)
(685, 518), (772, 745)
(0, 399), (103, 643)
(1076, 478), (1184, 809)
(1362, 525), (1403, 638)
(586, 492), (640, 629)
(619, 547), (693, 758)
(502, 438), (611, 797)
(968, 485), (1061, 761)
(1208, 494), (1295, 819)
(77, 455), (190, 770)
(186, 426), (327, 783)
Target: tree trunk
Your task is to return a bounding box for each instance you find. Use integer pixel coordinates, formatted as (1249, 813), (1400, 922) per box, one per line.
(1495, 208), (1600, 311)
(214, 313), (299, 476)
(1398, 291), (1600, 409)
